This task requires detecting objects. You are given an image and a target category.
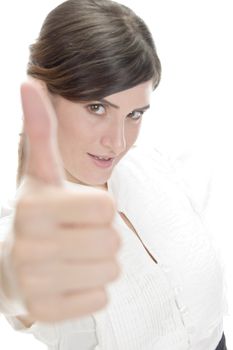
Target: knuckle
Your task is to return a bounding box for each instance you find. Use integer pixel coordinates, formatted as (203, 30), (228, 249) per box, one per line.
(11, 239), (27, 265)
(107, 260), (121, 281)
(11, 240), (22, 265)
(25, 297), (38, 316)
(24, 299), (33, 316)
(26, 300), (47, 320)
(108, 230), (122, 254)
(96, 193), (116, 220)
(16, 195), (35, 215)
(12, 238), (40, 266)
(49, 238), (62, 258)
(94, 288), (109, 308)
(18, 272), (38, 297)
(44, 306), (61, 322)
(26, 298), (59, 322)
(14, 196), (38, 232)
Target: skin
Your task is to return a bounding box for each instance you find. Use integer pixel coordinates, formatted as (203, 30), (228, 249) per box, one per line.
(0, 79), (153, 325)
(50, 80), (153, 190)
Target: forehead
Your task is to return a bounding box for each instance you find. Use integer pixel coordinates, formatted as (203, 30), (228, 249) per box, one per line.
(105, 80), (153, 107)
(50, 80), (153, 111)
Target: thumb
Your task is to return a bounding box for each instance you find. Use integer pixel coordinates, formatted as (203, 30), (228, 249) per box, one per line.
(20, 79), (64, 187)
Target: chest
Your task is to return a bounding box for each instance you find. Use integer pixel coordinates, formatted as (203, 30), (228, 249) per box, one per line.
(118, 211), (158, 265)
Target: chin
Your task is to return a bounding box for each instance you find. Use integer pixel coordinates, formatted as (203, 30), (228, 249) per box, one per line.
(85, 176), (110, 186)
(65, 162), (116, 187)
(70, 172), (111, 187)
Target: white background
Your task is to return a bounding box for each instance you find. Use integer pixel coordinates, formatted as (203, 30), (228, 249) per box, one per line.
(0, 0), (232, 348)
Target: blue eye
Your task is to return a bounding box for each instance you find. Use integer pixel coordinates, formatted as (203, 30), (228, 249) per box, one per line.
(88, 103), (106, 115)
(128, 111), (144, 120)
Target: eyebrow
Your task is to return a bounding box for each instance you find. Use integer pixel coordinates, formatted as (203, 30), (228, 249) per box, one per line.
(99, 98), (150, 112)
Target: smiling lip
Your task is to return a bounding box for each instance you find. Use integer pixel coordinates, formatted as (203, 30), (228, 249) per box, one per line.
(88, 153), (114, 160)
(87, 153), (115, 168)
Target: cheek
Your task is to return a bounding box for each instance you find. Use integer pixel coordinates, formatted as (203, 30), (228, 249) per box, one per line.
(56, 122), (81, 160)
(125, 123), (142, 146)
(57, 124), (72, 147)
(57, 117), (86, 144)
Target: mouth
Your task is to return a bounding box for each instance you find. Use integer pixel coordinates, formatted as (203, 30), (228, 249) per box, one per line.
(88, 153), (114, 161)
(87, 153), (115, 168)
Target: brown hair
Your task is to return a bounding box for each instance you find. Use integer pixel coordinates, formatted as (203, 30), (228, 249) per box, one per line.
(17, 0), (161, 186)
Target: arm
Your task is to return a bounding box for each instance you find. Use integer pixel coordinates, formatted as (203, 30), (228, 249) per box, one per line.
(0, 80), (120, 333)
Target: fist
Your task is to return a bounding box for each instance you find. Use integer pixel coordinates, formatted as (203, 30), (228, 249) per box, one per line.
(1, 80), (121, 322)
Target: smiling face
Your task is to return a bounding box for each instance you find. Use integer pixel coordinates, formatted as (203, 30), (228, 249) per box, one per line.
(50, 80), (153, 188)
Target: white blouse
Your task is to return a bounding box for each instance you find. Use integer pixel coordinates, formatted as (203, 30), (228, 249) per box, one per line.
(0, 146), (227, 349)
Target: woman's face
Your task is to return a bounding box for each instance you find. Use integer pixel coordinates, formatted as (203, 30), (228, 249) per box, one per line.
(50, 80), (153, 188)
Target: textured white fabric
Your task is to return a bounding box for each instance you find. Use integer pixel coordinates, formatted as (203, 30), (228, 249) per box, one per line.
(0, 146), (227, 349)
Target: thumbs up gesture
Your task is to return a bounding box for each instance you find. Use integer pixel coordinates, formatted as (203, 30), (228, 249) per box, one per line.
(0, 79), (121, 323)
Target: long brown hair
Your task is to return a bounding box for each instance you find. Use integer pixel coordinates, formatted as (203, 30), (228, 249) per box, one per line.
(17, 0), (161, 186)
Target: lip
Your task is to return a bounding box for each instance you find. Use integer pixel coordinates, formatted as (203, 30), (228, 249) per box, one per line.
(88, 153), (114, 159)
(87, 153), (115, 168)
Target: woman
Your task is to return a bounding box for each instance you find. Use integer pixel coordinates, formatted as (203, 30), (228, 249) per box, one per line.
(0, 0), (227, 349)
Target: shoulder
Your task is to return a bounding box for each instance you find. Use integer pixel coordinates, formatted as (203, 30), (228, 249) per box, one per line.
(109, 145), (212, 217)
(108, 145), (178, 211)
(109, 145), (178, 191)
(111, 145), (175, 179)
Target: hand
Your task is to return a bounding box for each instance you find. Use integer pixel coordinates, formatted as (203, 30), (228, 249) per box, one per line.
(0, 79), (121, 322)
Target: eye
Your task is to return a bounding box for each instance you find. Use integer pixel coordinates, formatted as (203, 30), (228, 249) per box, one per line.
(128, 110), (145, 121)
(87, 103), (106, 115)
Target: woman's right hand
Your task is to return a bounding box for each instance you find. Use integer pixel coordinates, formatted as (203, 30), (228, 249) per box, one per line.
(0, 79), (121, 323)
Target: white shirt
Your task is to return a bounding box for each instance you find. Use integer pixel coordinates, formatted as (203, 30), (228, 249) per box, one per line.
(0, 146), (227, 349)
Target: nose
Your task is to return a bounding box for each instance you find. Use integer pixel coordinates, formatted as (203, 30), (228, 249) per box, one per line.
(101, 119), (126, 155)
